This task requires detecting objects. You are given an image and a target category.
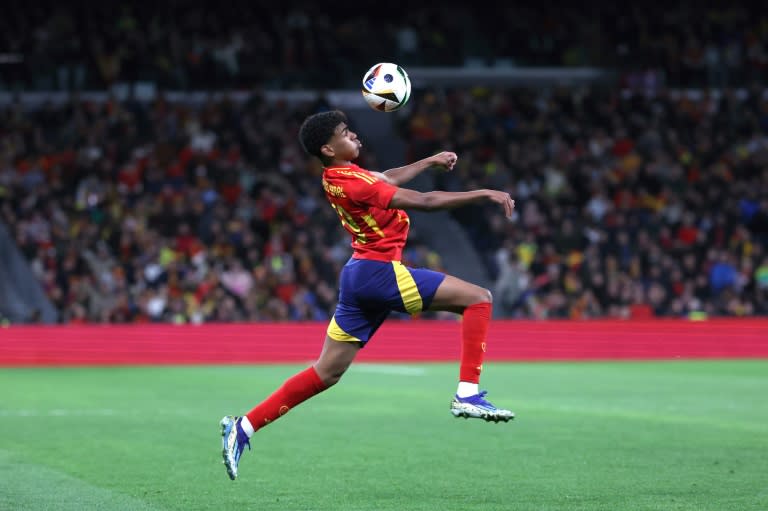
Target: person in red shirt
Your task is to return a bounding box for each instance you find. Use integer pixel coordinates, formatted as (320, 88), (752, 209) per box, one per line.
(221, 110), (516, 480)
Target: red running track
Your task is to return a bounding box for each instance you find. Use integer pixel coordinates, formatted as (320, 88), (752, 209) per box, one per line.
(1, 319), (766, 366)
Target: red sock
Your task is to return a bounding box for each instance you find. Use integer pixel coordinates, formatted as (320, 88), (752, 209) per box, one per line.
(245, 366), (327, 432)
(460, 302), (491, 383)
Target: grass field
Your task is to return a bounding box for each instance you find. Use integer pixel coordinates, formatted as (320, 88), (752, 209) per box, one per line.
(1, 360), (767, 511)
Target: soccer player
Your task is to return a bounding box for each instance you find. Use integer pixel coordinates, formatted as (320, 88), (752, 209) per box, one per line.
(221, 110), (515, 480)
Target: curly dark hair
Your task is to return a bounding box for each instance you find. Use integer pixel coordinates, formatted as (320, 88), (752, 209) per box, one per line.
(298, 110), (348, 163)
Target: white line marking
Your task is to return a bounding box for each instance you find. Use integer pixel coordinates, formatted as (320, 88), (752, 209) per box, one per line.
(0, 408), (193, 417)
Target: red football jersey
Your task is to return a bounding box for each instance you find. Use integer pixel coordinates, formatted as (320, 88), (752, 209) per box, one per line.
(322, 163), (410, 261)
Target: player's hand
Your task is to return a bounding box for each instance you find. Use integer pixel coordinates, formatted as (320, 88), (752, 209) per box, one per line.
(431, 151), (458, 171)
(485, 190), (515, 219)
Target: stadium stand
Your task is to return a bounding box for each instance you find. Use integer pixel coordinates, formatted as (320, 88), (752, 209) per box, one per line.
(1, 3), (767, 91)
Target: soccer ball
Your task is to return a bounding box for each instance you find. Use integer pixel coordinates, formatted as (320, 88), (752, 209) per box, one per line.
(361, 63), (411, 112)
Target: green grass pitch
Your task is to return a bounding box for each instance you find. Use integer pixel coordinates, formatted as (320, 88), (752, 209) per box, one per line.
(1, 360), (767, 511)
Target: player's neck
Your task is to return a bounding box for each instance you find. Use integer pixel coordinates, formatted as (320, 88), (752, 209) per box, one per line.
(329, 158), (353, 167)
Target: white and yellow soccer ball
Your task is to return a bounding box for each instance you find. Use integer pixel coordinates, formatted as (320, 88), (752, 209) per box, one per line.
(361, 62), (412, 112)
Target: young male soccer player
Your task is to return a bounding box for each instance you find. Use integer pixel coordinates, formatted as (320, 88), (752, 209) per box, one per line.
(221, 110), (515, 480)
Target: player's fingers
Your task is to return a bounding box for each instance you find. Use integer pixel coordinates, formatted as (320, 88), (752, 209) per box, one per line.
(505, 196), (514, 218)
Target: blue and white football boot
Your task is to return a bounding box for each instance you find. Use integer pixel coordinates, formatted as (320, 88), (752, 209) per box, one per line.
(450, 391), (515, 423)
(220, 416), (251, 480)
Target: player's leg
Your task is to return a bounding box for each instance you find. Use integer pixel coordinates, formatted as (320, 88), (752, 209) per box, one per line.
(221, 259), (393, 479)
(243, 336), (359, 430)
(221, 287), (388, 480)
(234, 304), (385, 430)
(220, 336), (359, 480)
(428, 274), (515, 423)
(429, 274), (491, 386)
(221, 334), (360, 480)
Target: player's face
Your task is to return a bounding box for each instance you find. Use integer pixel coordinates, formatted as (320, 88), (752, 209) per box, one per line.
(325, 122), (361, 161)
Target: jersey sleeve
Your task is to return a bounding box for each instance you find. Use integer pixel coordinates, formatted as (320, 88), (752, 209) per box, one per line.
(343, 174), (398, 209)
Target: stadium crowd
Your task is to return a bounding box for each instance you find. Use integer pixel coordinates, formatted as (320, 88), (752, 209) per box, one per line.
(1, 3), (767, 91)
(2, 84), (767, 323)
(401, 86), (768, 319)
(1, 94), (351, 323)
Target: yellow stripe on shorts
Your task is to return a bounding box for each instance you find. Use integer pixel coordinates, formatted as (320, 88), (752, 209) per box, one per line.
(327, 316), (361, 342)
(392, 261), (423, 314)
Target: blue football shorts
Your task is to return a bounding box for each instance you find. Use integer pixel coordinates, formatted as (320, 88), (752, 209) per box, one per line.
(326, 258), (446, 345)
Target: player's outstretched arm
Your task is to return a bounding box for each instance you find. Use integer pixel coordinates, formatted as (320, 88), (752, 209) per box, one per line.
(389, 187), (515, 218)
(373, 152), (457, 186)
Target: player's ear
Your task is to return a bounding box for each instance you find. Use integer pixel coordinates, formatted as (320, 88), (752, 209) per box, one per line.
(320, 144), (334, 159)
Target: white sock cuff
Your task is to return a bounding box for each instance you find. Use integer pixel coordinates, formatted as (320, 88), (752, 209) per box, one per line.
(240, 416), (255, 437)
(456, 381), (479, 398)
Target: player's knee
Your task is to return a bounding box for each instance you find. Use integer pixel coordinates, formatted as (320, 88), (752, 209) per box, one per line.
(460, 287), (492, 311)
(473, 287), (493, 305)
